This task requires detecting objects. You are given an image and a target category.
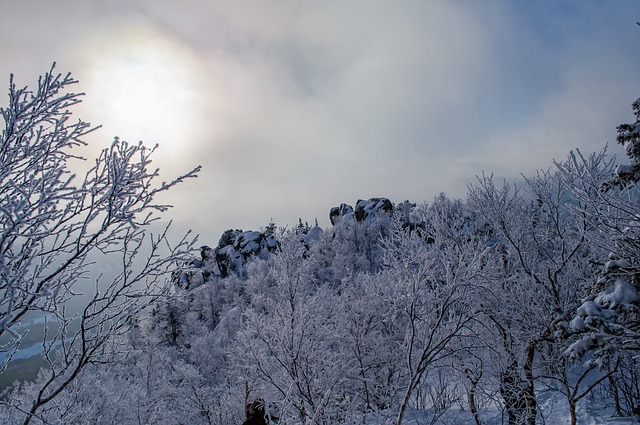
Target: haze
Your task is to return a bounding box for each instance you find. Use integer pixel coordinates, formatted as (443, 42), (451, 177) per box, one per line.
(1, 1), (639, 243)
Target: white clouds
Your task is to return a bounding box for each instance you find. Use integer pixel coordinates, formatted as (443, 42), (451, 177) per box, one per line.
(170, 2), (502, 208)
(2, 1), (639, 240)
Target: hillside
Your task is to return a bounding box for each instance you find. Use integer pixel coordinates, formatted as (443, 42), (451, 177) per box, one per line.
(3, 171), (640, 424)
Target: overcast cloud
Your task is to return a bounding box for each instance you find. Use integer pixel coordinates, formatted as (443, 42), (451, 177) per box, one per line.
(1, 1), (639, 243)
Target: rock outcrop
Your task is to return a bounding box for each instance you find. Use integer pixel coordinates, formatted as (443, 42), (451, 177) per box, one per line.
(330, 197), (394, 225)
(173, 228), (279, 289)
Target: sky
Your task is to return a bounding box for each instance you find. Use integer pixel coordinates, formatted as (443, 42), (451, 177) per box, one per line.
(1, 1), (640, 244)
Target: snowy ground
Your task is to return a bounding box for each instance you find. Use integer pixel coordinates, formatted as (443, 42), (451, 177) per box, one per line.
(361, 394), (639, 425)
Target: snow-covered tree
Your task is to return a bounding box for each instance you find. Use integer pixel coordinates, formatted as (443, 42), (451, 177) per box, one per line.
(559, 103), (640, 364)
(379, 200), (484, 425)
(332, 272), (404, 418)
(467, 169), (602, 425)
(1, 339), (227, 425)
(0, 65), (199, 424)
(555, 100), (640, 420)
(231, 234), (349, 424)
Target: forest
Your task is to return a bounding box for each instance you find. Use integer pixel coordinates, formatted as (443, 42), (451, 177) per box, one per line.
(0, 68), (639, 425)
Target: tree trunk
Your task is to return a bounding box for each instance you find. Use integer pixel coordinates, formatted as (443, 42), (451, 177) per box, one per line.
(568, 398), (577, 425)
(396, 383), (412, 425)
(499, 362), (524, 425)
(608, 374), (622, 416)
(468, 378), (482, 425)
(523, 342), (537, 425)
(561, 373), (577, 425)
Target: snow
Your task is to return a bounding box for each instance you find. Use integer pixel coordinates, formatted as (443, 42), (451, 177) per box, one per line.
(358, 393), (640, 424)
(616, 164), (636, 176)
(570, 315), (586, 332)
(604, 259), (630, 272)
(594, 279), (639, 308)
(237, 231), (264, 255)
(210, 307), (241, 347)
(569, 278), (637, 337)
(302, 225), (323, 245)
(577, 300), (604, 318)
(619, 123), (640, 142)
(565, 333), (606, 360)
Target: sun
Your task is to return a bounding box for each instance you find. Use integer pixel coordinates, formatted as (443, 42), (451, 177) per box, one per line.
(80, 25), (206, 158)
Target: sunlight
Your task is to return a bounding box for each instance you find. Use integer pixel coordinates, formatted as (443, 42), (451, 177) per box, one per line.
(80, 25), (206, 158)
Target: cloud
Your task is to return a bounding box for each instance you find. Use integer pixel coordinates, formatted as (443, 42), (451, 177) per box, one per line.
(140, 1), (504, 229)
(2, 1), (640, 241)
(463, 10), (640, 179)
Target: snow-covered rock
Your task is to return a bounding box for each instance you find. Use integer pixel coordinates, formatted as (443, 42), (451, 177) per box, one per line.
(215, 229), (278, 278)
(301, 225), (323, 247)
(330, 197), (394, 226)
(173, 228), (280, 288)
(354, 197), (393, 221)
(330, 203), (354, 225)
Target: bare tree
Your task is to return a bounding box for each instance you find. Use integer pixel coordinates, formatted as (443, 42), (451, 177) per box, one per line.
(559, 147), (640, 362)
(232, 234), (347, 424)
(380, 201), (482, 425)
(0, 65), (199, 424)
(467, 168), (604, 425)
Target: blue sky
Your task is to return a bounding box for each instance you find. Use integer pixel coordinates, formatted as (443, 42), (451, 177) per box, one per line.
(1, 1), (639, 243)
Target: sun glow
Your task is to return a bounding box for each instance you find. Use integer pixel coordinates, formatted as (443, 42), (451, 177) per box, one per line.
(80, 25), (206, 158)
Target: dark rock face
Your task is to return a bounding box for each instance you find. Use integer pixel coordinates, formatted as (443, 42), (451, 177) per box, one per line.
(330, 203), (354, 225)
(173, 228), (279, 289)
(215, 229), (278, 279)
(175, 197), (397, 289)
(330, 198), (394, 226)
(354, 198), (393, 222)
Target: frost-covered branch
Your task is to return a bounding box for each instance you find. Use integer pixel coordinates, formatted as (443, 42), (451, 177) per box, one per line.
(0, 65), (199, 424)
